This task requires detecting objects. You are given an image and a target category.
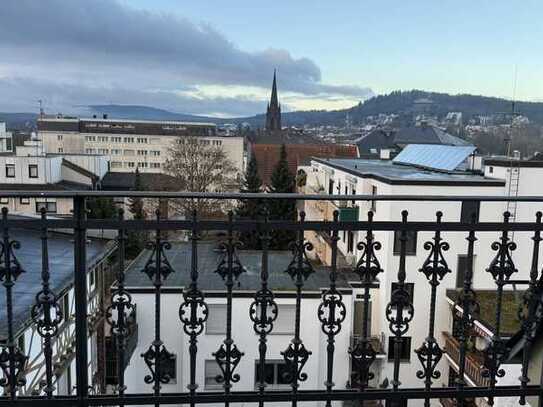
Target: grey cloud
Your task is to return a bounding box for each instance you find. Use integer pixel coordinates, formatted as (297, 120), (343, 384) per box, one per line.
(0, 0), (372, 99)
(0, 77), (273, 117)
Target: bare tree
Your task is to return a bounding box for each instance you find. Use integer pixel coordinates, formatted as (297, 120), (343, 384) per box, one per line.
(163, 136), (238, 217)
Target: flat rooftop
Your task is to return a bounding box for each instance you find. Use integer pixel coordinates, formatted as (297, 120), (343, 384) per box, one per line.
(124, 241), (350, 294)
(314, 158), (505, 186)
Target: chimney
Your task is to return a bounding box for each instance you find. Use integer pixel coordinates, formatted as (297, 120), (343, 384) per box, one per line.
(513, 150), (521, 160)
(103, 114), (108, 119)
(92, 114), (97, 119)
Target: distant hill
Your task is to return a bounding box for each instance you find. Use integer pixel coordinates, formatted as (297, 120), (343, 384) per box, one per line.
(3, 90), (543, 130)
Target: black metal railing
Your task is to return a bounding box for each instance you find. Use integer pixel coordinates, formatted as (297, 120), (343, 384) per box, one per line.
(0, 192), (542, 406)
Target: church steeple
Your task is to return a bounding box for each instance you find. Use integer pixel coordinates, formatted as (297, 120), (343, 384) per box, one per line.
(265, 69), (281, 133)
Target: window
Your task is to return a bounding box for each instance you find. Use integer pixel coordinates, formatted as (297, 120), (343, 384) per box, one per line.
(212, 140), (222, 146)
(85, 148), (96, 154)
(137, 137), (148, 143)
(371, 185), (377, 212)
(137, 162), (148, 168)
(489, 166), (494, 174)
(124, 149), (135, 156)
(111, 136), (122, 143)
(204, 360), (223, 390)
(461, 200), (480, 223)
(391, 282), (414, 303)
(36, 201), (57, 213)
(393, 230), (417, 255)
(352, 188), (356, 205)
(347, 231), (354, 253)
(98, 136), (108, 142)
(97, 148), (109, 154)
(62, 293), (70, 322)
(387, 336), (411, 362)
(57, 135), (63, 141)
(456, 255), (475, 288)
(150, 162), (161, 169)
(126, 162), (135, 168)
(353, 300), (372, 336)
(5, 164), (15, 178)
(111, 149), (122, 155)
(28, 164), (38, 178)
(89, 268), (95, 287)
(151, 150), (161, 156)
(206, 304), (226, 334)
(137, 150), (148, 156)
(19, 197), (29, 205)
(254, 360), (290, 389)
(0, 197), (8, 204)
(123, 137), (134, 143)
(328, 179), (334, 195)
(58, 148), (64, 153)
(85, 135), (96, 142)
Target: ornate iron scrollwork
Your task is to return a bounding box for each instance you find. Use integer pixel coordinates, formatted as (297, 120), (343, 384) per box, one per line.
(0, 207), (27, 395)
(140, 211), (175, 391)
(250, 288), (278, 335)
(386, 286), (414, 336)
(142, 344), (175, 385)
(281, 212), (313, 392)
(318, 290), (346, 336)
(350, 338), (376, 386)
(212, 212), (245, 391)
(415, 212), (450, 404)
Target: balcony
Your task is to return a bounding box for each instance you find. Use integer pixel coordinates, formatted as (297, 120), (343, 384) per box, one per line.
(442, 332), (490, 387)
(0, 191), (540, 406)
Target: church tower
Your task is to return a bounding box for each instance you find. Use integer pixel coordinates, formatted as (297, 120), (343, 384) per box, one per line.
(265, 70), (282, 133)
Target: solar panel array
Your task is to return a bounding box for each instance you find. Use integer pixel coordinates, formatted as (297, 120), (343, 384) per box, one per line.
(392, 144), (476, 172)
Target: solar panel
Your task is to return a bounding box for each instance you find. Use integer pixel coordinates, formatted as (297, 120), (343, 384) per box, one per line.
(392, 144), (476, 172)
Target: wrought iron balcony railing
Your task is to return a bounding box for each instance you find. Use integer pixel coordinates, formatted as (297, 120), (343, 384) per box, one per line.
(0, 191), (542, 407)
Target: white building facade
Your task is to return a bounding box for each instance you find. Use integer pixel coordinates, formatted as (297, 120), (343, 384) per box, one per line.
(37, 116), (244, 175)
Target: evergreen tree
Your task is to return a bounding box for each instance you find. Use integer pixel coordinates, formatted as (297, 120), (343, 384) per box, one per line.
(268, 145), (296, 250)
(126, 168), (147, 257)
(237, 154), (264, 249)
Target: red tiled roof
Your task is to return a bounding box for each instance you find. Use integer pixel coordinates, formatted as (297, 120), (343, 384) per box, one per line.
(252, 143), (358, 185)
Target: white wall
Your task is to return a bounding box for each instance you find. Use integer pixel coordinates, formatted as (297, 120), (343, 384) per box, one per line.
(124, 292), (352, 407)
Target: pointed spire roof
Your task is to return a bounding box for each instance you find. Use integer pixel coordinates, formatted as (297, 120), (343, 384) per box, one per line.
(270, 69), (279, 109)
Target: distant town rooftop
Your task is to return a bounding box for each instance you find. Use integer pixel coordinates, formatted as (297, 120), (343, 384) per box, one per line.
(313, 157), (505, 186)
(37, 116), (218, 137)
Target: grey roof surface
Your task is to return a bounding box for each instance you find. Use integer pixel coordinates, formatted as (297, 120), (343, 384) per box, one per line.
(315, 158), (504, 185)
(356, 126), (471, 154)
(0, 228), (110, 339)
(124, 241), (348, 292)
(0, 181), (92, 191)
(101, 172), (178, 191)
(392, 144), (476, 172)
(393, 126), (470, 146)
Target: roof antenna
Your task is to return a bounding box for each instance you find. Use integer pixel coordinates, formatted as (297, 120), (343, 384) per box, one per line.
(38, 99), (44, 118)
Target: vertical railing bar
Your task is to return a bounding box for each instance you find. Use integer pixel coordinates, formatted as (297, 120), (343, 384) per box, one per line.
(392, 211), (408, 391)
(350, 210), (382, 396)
(456, 212), (478, 407)
(213, 211), (244, 407)
(179, 210), (208, 407)
(153, 211), (162, 407)
(415, 211), (450, 407)
(0, 208), (26, 399)
(250, 211), (278, 407)
(318, 210), (345, 407)
(73, 196), (88, 407)
(519, 211), (542, 405)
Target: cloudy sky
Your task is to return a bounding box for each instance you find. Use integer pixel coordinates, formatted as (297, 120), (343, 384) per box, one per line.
(1, 1), (542, 117)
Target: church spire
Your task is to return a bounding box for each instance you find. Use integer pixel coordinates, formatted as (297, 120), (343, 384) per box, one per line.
(265, 69), (281, 133)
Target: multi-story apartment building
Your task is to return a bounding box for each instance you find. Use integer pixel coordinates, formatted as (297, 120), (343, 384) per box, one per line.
(0, 139), (108, 215)
(37, 116), (244, 175)
(121, 242), (356, 400)
(301, 145), (543, 407)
